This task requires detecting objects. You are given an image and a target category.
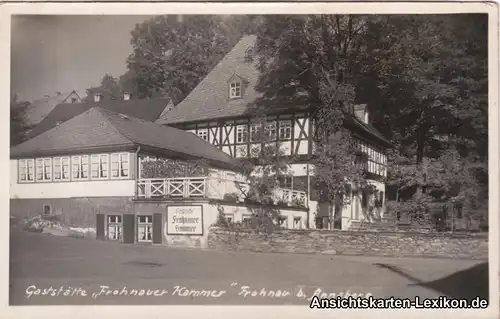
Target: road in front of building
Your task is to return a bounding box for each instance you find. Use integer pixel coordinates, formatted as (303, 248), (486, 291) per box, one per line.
(9, 231), (488, 305)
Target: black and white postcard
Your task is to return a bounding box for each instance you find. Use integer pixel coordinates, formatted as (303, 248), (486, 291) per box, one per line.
(3, 2), (499, 319)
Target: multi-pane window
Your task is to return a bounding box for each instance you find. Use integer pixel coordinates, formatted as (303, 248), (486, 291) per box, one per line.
(242, 214), (252, 226)
(111, 153), (129, 178)
(266, 121), (277, 141)
(250, 124), (261, 142)
(278, 216), (288, 228)
(53, 157), (70, 181)
(107, 215), (122, 240)
(236, 125), (248, 143)
(18, 159), (35, 182)
(71, 155), (89, 180)
(137, 215), (152, 242)
(293, 217), (302, 229)
(225, 214), (234, 224)
(43, 204), (51, 216)
(36, 158), (52, 181)
(197, 129), (208, 141)
(229, 82), (242, 98)
(91, 154), (109, 179)
(279, 120), (292, 140)
(355, 139), (388, 177)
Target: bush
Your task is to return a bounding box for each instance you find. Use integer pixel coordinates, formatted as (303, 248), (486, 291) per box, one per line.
(223, 192), (240, 202)
(23, 215), (62, 233)
(291, 198), (306, 208)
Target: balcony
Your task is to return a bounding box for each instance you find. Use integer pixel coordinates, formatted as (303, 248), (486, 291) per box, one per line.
(135, 177), (308, 208)
(137, 177), (207, 199)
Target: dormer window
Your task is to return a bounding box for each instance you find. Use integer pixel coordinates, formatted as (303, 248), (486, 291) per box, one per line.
(229, 81), (242, 99)
(94, 94), (103, 103)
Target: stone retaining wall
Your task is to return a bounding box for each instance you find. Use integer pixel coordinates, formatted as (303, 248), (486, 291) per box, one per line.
(207, 227), (488, 260)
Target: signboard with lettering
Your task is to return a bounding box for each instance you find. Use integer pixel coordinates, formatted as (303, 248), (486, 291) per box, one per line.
(166, 205), (203, 235)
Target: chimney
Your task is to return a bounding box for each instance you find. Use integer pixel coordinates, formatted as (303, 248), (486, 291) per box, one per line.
(123, 92), (131, 101)
(353, 104), (369, 124)
(94, 93), (102, 103)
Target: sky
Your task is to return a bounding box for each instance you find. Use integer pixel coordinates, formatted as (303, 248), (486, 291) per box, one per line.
(11, 15), (152, 102)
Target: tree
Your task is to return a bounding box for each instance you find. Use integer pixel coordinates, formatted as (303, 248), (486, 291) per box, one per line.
(11, 93), (31, 146)
(126, 15), (259, 103)
(250, 14), (488, 229)
(250, 15), (377, 229)
(232, 109), (297, 232)
(85, 74), (122, 102)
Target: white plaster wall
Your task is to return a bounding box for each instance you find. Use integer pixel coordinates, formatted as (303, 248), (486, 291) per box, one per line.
(349, 178), (386, 223)
(10, 160), (135, 199)
(219, 204), (308, 230)
(221, 124), (235, 155)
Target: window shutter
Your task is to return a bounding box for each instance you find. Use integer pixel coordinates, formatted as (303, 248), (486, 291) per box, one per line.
(309, 177), (319, 201)
(152, 213), (163, 244)
(96, 214), (105, 240)
(123, 214), (136, 244)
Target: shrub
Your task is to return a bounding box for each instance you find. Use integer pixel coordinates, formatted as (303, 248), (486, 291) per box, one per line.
(223, 192), (240, 202)
(291, 198), (306, 208)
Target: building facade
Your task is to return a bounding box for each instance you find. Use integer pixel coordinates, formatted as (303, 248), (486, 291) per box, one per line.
(10, 107), (308, 247)
(157, 35), (392, 230)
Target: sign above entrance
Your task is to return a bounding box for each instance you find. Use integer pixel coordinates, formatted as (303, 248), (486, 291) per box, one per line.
(167, 205), (203, 235)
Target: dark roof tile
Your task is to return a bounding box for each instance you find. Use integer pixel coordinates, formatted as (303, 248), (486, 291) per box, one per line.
(157, 35), (391, 147)
(27, 98), (170, 139)
(12, 107), (240, 171)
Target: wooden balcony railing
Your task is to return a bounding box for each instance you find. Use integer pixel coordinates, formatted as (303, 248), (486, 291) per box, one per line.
(136, 177), (308, 208)
(136, 177), (207, 199)
(274, 188), (308, 207)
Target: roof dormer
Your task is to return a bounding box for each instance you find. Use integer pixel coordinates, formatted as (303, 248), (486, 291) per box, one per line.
(227, 74), (246, 100)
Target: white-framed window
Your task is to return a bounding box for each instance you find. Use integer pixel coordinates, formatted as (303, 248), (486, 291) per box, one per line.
(111, 153), (130, 178)
(107, 215), (122, 240)
(229, 81), (242, 99)
(236, 125), (248, 143)
(278, 215), (288, 228)
(18, 159), (35, 182)
(35, 158), (52, 181)
(71, 155), (89, 180)
(43, 204), (51, 216)
(224, 214), (234, 224)
(137, 215), (152, 242)
(250, 124), (261, 142)
(91, 154), (109, 179)
(53, 157), (70, 181)
(242, 214), (252, 225)
(197, 129), (208, 141)
(266, 121), (277, 140)
(293, 216), (302, 229)
(279, 120), (292, 140)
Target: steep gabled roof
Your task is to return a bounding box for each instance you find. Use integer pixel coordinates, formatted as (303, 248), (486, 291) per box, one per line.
(157, 35), (391, 148)
(11, 107), (240, 171)
(157, 35), (260, 125)
(27, 98), (170, 139)
(23, 90), (84, 126)
(156, 100), (176, 122)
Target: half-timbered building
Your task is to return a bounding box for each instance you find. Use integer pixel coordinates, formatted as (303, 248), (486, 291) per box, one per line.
(10, 107), (308, 247)
(156, 35), (392, 230)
